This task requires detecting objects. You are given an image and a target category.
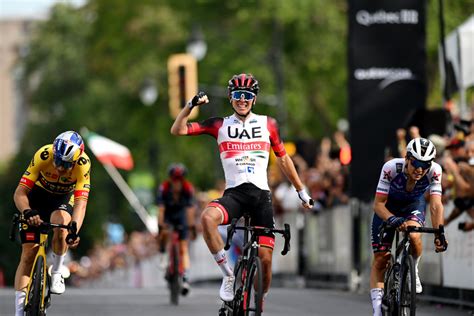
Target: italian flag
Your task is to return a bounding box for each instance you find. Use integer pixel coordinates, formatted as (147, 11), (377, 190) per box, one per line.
(83, 129), (134, 171)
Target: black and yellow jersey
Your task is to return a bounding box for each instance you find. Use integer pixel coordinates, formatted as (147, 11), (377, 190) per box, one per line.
(19, 145), (91, 201)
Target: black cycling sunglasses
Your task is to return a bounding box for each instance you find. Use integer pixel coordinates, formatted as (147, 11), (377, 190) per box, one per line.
(54, 157), (74, 169)
(231, 90), (255, 101)
(409, 158), (431, 170)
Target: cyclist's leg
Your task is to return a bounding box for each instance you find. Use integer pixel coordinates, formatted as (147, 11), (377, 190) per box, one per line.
(253, 189), (276, 295)
(15, 187), (46, 314)
(48, 194), (74, 274)
(158, 217), (170, 268)
(177, 215), (191, 290)
(201, 191), (243, 301)
(50, 208), (72, 268)
(370, 213), (394, 316)
(15, 222), (41, 316)
(404, 201), (426, 293)
(258, 247), (273, 294)
(49, 202), (73, 294)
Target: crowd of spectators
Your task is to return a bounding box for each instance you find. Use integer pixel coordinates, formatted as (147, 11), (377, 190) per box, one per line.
(66, 227), (158, 287)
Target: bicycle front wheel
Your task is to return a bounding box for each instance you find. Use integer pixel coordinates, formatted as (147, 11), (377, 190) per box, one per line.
(242, 256), (263, 316)
(25, 256), (46, 316)
(399, 255), (416, 316)
(168, 243), (180, 305)
(382, 255), (397, 316)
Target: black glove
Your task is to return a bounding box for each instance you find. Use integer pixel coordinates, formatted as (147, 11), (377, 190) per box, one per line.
(23, 209), (39, 220)
(189, 91), (207, 109)
(434, 232), (448, 253)
(66, 221), (78, 245)
(386, 216), (406, 228)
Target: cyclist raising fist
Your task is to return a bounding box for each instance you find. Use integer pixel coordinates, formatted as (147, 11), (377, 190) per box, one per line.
(13, 131), (91, 316)
(171, 73), (313, 303)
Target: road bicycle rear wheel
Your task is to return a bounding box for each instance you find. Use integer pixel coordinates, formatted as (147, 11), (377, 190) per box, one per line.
(399, 255), (416, 316)
(382, 255), (398, 316)
(25, 256), (46, 316)
(242, 256), (263, 316)
(168, 243), (180, 305)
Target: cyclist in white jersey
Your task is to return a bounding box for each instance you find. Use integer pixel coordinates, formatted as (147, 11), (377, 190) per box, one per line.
(171, 73), (313, 303)
(369, 137), (448, 316)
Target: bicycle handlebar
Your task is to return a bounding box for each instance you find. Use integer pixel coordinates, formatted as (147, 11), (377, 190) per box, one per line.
(380, 222), (445, 235)
(224, 218), (291, 256)
(9, 213), (78, 242)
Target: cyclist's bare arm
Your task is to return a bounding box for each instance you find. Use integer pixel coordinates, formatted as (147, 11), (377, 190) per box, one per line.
(72, 199), (87, 232)
(276, 154), (304, 191)
(373, 193), (394, 221)
(13, 185), (31, 214)
(186, 205), (196, 227)
(171, 92), (209, 136)
(276, 154), (312, 209)
(429, 194), (444, 229)
(158, 205), (166, 228)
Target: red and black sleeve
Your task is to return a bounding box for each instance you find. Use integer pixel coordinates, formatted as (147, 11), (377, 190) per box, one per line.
(267, 117), (286, 157)
(186, 117), (223, 139)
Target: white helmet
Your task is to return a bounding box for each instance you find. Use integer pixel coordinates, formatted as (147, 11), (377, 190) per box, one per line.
(406, 137), (436, 161)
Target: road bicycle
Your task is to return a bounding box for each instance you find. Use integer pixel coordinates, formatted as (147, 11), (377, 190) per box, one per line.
(9, 213), (77, 316)
(380, 224), (446, 316)
(218, 214), (291, 316)
(163, 224), (186, 305)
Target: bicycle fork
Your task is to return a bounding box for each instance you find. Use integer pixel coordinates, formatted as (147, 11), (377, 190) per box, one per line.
(25, 234), (49, 312)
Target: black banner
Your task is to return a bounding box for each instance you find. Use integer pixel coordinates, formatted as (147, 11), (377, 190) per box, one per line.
(348, 0), (427, 201)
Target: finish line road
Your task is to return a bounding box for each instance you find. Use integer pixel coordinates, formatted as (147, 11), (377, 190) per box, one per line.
(0, 286), (469, 316)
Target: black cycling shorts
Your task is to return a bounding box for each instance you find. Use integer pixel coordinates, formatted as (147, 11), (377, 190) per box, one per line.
(19, 186), (73, 244)
(164, 211), (188, 240)
(208, 183), (275, 248)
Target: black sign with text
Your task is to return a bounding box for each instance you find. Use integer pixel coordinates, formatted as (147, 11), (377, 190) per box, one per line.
(348, 0), (427, 201)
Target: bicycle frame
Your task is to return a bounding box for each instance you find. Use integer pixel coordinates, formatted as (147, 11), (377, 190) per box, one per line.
(381, 224), (445, 316)
(165, 225), (186, 305)
(24, 231), (49, 312)
(219, 214), (290, 316)
(10, 213), (76, 315)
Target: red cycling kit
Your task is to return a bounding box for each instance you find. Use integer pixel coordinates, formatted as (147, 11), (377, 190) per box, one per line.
(186, 113), (286, 249)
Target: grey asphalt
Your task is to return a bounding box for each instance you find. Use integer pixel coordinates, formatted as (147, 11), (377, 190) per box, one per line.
(0, 286), (470, 316)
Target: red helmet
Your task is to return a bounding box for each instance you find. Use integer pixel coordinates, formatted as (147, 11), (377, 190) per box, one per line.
(168, 163), (187, 179)
(227, 73), (260, 97)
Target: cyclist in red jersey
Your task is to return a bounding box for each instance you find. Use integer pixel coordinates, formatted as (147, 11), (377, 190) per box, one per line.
(171, 73), (313, 303)
(156, 163), (196, 295)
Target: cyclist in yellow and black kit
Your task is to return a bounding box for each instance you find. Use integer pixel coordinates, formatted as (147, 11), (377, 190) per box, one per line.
(13, 131), (91, 316)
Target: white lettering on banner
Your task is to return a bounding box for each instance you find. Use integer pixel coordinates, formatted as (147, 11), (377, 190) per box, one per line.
(354, 68), (415, 89)
(356, 10), (418, 26)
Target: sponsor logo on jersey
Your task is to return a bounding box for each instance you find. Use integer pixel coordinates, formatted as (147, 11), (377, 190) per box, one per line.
(383, 170), (392, 181)
(396, 163), (403, 173)
(40, 149), (49, 160)
(26, 232), (35, 241)
(227, 126), (262, 139)
(431, 171), (440, 182)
